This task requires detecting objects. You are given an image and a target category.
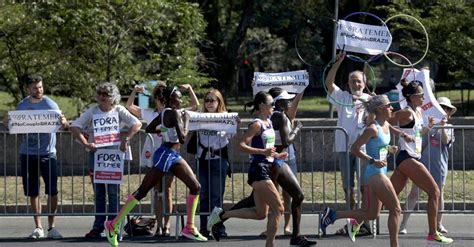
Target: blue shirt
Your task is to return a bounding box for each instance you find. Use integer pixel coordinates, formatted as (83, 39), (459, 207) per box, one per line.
(16, 96), (60, 155)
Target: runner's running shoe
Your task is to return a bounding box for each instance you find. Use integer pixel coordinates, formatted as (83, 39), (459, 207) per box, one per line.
(347, 218), (361, 242)
(181, 225), (208, 241)
(427, 231), (453, 244)
(104, 221), (118, 247)
(207, 207), (224, 231)
(289, 235), (317, 246)
(320, 207), (336, 235)
(211, 222), (223, 241)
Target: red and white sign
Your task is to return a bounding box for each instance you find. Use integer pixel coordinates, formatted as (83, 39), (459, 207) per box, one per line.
(397, 68), (446, 123)
(94, 149), (124, 184)
(93, 111), (120, 147)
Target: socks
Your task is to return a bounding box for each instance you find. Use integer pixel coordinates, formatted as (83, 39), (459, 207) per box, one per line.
(185, 194), (199, 228)
(111, 195), (138, 229)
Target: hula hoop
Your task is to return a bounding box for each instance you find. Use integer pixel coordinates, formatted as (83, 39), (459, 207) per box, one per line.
(322, 54), (377, 107)
(294, 31), (318, 68)
(383, 51), (417, 104)
(384, 14), (429, 67)
(337, 11), (390, 64)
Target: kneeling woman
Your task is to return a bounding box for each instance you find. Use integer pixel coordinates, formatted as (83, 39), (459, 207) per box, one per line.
(320, 95), (401, 247)
(105, 86), (207, 247)
(207, 91), (287, 247)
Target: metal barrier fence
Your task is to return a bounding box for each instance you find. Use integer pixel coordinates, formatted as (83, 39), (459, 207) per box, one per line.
(1, 125), (473, 235)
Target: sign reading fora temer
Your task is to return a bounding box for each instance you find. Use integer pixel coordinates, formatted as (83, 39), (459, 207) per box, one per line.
(93, 111), (120, 147)
(94, 149), (124, 184)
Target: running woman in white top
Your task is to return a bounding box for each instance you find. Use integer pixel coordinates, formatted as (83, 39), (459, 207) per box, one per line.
(104, 86), (207, 247)
(389, 79), (453, 244)
(207, 91), (288, 247)
(399, 97), (457, 235)
(125, 82), (198, 237)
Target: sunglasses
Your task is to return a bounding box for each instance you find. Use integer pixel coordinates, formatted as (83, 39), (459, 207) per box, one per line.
(262, 101), (274, 106)
(97, 91), (111, 97)
(205, 98), (217, 103)
(413, 93), (424, 98)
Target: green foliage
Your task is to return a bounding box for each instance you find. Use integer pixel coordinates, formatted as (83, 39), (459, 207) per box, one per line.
(376, 1), (474, 83)
(0, 1), (209, 115)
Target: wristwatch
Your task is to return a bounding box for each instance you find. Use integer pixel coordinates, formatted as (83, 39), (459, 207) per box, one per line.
(369, 157), (375, 163)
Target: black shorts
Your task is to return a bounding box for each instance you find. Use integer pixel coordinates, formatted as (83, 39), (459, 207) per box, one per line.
(396, 150), (420, 167)
(20, 154), (58, 197)
(247, 161), (272, 186)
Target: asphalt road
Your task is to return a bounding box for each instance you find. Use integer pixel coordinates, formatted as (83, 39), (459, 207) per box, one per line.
(0, 214), (473, 246)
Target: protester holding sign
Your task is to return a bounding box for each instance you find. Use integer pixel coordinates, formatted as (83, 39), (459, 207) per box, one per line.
(2, 75), (68, 239)
(125, 82), (199, 237)
(104, 86), (208, 246)
(388, 80), (453, 244)
(207, 91), (289, 247)
(399, 97), (457, 235)
(193, 89), (237, 238)
(70, 82), (141, 239)
(325, 52), (372, 235)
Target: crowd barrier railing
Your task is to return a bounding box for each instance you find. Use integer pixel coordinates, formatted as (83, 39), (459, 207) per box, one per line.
(1, 125), (473, 237)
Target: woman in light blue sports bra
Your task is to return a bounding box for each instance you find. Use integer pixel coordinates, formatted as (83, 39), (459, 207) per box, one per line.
(320, 95), (401, 247)
(389, 80), (453, 244)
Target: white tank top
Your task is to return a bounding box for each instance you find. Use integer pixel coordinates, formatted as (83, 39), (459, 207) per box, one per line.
(159, 108), (179, 143)
(399, 108), (424, 159)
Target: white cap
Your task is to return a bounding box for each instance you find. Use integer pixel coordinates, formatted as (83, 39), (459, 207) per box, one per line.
(273, 90), (295, 102)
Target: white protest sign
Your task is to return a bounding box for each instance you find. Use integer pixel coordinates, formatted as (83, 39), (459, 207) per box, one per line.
(187, 111), (239, 134)
(252, 70), (309, 96)
(93, 111), (120, 147)
(93, 149), (125, 184)
(8, 110), (62, 134)
(397, 69), (446, 123)
(336, 20), (392, 55)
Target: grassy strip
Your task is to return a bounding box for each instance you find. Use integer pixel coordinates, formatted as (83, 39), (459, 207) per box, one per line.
(1, 171), (472, 205)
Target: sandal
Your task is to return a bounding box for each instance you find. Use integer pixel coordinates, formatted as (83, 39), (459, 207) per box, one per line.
(284, 229), (292, 236)
(161, 227), (171, 237)
(154, 227), (162, 237)
(335, 225), (348, 235)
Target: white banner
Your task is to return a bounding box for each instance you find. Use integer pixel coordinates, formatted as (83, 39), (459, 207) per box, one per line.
(252, 70), (309, 96)
(93, 111), (120, 147)
(336, 20), (392, 55)
(93, 149), (125, 184)
(8, 110), (62, 134)
(397, 69), (446, 123)
(187, 111), (239, 134)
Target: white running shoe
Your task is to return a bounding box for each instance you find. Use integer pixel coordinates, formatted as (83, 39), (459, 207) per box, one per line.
(438, 225), (448, 234)
(47, 228), (63, 239)
(399, 226), (407, 235)
(207, 207), (223, 231)
(28, 227), (45, 239)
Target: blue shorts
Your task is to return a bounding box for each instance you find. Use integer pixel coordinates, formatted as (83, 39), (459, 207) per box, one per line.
(20, 154), (58, 197)
(152, 145), (183, 173)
